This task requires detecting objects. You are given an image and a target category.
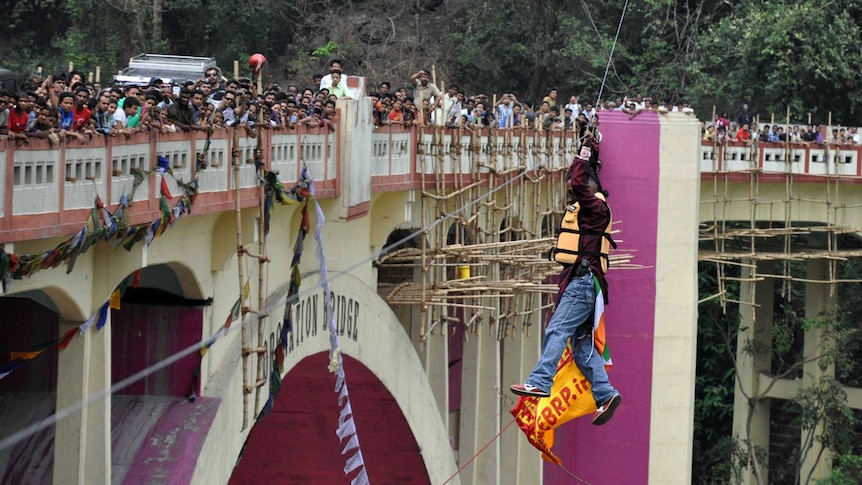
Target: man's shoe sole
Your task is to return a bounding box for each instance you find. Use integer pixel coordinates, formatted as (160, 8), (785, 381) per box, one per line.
(592, 393), (621, 426)
(510, 385), (550, 398)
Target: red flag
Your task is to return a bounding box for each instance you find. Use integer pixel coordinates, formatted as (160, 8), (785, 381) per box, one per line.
(160, 177), (172, 199)
(57, 327), (78, 350)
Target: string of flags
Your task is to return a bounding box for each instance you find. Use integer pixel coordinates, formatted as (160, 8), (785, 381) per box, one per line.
(0, 270), (141, 381)
(310, 181), (370, 485)
(0, 157), (197, 291)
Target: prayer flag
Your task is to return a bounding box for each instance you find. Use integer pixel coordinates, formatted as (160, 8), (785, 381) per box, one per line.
(95, 301), (110, 330)
(223, 298), (242, 335)
(0, 361), (25, 381)
(9, 350), (42, 361)
(57, 327), (78, 350)
(110, 289), (122, 310)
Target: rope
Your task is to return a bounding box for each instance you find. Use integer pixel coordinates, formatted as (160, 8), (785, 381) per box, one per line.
(594, 0), (630, 110)
(440, 417), (517, 485)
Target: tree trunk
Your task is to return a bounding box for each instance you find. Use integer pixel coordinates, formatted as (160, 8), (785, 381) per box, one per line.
(152, 0), (162, 46)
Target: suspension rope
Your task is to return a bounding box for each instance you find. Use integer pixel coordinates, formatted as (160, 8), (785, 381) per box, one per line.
(594, 0), (630, 110)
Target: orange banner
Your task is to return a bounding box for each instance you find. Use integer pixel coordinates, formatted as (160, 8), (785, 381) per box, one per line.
(510, 341), (597, 464)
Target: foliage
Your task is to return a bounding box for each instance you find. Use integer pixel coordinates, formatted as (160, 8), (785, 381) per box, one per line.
(816, 454), (862, 485)
(694, 0), (862, 123)
(694, 262), (745, 483)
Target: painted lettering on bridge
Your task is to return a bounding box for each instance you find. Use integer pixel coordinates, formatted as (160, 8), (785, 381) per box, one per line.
(281, 290), (360, 356)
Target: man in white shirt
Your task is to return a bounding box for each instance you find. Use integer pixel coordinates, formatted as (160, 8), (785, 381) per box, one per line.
(565, 96), (581, 119)
(319, 59), (350, 92)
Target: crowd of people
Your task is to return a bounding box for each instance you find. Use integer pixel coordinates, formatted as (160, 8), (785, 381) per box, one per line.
(0, 58), (703, 148)
(0, 62), (352, 146)
(702, 104), (861, 146)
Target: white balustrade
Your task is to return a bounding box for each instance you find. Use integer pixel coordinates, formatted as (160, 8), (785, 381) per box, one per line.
(13, 149), (59, 215)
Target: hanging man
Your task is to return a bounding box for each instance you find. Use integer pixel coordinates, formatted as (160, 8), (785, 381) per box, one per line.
(511, 151), (621, 426)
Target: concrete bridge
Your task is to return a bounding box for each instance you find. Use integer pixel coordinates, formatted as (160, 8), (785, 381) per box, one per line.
(0, 104), (743, 484)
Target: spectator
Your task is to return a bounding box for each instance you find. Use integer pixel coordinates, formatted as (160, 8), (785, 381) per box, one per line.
(298, 107), (324, 128)
(72, 87), (93, 133)
(542, 88), (559, 109)
(440, 85), (460, 127)
(736, 104), (752, 129)
(734, 123), (752, 144)
(93, 94), (113, 135)
(410, 69), (441, 105)
(5, 92), (31, 143)
(319, 59), (350, 92)
(378, 82), (391, 99)
(387, 99), (405, 125)
(703, 125), (716, 141)
(563, 107), (574, 130)
(328, 70), (353, 99)
(801, 125), (817, 143)
(496, 93), (515, 128)
(565, 96), (581, 118)
(167, 88), (196, 132)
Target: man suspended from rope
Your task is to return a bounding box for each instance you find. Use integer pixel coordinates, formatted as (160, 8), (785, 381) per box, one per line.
(511, 142), (621, 426)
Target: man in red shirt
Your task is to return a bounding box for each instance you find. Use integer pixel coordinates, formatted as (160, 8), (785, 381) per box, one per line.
(7, 93), (31, 133)
(72, 87), (93, 133)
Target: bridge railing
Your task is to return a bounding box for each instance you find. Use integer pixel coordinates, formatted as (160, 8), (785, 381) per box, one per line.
(0, 125), (338, 242)
(700, 141), (862, 177)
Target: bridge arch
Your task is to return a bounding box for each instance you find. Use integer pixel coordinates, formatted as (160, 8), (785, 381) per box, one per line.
(232, 271), (458, 484)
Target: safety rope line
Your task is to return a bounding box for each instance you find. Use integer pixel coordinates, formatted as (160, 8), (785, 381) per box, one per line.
(440, 417), (517, 485)
(594, 0), (630, 109)
(0, 163), (530, 453)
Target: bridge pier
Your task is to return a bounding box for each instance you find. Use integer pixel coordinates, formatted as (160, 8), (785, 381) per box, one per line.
(732, 259), (773, 485)
(53, 316), (111, 485)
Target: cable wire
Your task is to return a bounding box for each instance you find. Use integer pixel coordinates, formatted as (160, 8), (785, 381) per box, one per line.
(594, 0), (630, 109)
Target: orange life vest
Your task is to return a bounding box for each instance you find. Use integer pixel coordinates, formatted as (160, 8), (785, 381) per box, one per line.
(552, 192), (616, 273)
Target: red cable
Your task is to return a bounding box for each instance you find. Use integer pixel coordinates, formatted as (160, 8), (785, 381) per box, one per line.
(440, 417), (517, 485)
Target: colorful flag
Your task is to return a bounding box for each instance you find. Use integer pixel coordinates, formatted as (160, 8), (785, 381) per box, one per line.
(9, 350), (42, 361)
(593, 276), (612, 369)
(223, 297), (242, 335)
(510, 341), (599, 465)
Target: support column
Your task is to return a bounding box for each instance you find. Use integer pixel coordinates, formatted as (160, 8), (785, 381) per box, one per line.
(53, 315), (111, 485)
(732, 260), (774, 485)
(53, 320), (87, 485)
(424, 320), (450, 428)
(458, 326), (501, 485)
(504, 309), (543, 484)
(800, 259), (834, 483)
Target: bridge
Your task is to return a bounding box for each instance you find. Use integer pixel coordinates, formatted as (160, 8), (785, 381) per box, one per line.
(1, 104), (839, 484)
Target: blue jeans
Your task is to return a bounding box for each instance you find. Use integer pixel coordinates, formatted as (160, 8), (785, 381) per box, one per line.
(526, 272), (617, 405)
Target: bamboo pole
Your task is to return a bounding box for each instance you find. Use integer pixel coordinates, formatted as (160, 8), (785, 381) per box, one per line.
(232, 123), (250, 431)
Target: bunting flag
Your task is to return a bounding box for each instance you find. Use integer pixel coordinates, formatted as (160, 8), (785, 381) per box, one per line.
(95, 301), (110, 330)
(57, 327), (79, 350)
(2, 157), (200, 288)
(309, 179), (369, 485)
(0, 361), (25, 380)
(510, 337), (606, 465)
(223, 298), (242, 336)
(9, 350), (42, 361)
(279, 198), (310, 372)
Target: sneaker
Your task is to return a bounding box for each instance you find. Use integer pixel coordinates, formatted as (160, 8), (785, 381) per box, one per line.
(510, 383), (550, 398)
(592, 393), (621, 426)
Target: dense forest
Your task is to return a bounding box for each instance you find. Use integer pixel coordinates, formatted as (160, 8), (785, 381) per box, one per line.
(4, 0), (862, 123)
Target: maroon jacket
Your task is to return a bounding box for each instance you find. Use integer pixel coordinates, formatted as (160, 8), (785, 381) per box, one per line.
(557, 156), (610, 304)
